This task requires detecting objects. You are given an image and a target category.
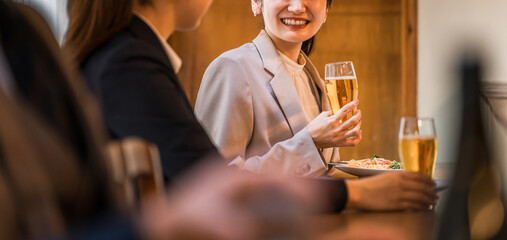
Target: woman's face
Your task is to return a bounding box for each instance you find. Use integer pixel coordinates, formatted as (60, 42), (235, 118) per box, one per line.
(175, 0), (214, 31)
(253, 0), (328, 46)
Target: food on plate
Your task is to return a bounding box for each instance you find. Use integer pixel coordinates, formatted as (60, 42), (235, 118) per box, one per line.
(346, 154), (403, 170)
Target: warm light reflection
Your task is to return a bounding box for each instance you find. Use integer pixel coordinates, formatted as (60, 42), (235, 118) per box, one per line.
(468, 165), (505, 239)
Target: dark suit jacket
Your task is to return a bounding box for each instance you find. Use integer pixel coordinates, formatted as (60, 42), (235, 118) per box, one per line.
(82, 16), (219, 181)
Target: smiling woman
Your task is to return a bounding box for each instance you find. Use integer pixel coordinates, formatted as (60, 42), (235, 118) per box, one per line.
(169, 0), (419, 166)
(195, 0), (363, 176)
(252, 0), (332, 57)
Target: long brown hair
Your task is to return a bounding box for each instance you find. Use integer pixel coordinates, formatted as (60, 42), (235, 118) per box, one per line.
(64, 0), (136, 65)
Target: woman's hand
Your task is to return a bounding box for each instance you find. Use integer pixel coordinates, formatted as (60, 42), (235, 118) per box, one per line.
(345, 171), (438, 211)
(307, 99), (362, 148)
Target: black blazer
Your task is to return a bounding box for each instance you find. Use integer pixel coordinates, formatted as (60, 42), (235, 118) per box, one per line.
(82, 16), (219, 181)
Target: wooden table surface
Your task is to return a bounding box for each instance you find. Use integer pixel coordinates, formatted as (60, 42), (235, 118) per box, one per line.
(313, 211), (437, 240)
(315, 163), (454, 240)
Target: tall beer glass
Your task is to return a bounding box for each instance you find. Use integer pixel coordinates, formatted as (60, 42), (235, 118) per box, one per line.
(399, 117), (438, 178)
(325, 61), (358, 122)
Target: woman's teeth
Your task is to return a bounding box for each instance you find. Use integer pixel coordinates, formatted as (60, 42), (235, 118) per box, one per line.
(282, 19), (308, 26)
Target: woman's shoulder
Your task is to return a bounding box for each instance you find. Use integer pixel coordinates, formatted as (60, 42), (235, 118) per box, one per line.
(208, 42), (261, 70)
(84, 31), (162, 68)
(81, 30), (170, 85)
(219, 42), (257, 58)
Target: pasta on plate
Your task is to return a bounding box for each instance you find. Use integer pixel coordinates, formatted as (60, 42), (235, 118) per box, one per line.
(346, 155), (403, 170)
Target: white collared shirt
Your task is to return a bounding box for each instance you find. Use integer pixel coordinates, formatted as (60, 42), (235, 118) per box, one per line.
(278, 51), (320, 123)
(134, 13), (182, 74)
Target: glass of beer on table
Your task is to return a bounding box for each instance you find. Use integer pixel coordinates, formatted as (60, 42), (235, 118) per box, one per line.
(398, 117), (438, 178)
(325, 61), (358, 122)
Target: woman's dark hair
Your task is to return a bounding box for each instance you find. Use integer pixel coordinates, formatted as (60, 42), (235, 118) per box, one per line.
(64, 0), (150, 65)
(301, 0), (333, 56)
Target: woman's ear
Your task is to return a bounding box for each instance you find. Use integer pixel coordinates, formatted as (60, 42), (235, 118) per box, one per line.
(251, 0), (262, 16)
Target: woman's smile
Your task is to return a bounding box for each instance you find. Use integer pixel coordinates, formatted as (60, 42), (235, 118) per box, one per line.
(280, 17), (310, 28)
(255, 0), (327, 51)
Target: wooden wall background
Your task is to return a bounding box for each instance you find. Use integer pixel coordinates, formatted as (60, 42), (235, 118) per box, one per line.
(169, 0), (417, 161)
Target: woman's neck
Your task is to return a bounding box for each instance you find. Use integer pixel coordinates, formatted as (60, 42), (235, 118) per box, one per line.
(133, 3), (175, 40)
(266, 32), (302, 62)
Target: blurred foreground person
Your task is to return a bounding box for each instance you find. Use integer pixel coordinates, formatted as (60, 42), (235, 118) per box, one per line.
(142, 164), (325, 240)
(0, 1), (326, 239)
(64, 0), (437, 213)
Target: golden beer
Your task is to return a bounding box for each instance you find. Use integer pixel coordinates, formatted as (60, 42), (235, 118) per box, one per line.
(324, 78), (358, 121)
(399, 137), (437, 177)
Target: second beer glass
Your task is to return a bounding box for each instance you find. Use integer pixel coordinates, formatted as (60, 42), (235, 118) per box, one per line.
(324, 61), (358, 122)
(398, 117), (438, 178)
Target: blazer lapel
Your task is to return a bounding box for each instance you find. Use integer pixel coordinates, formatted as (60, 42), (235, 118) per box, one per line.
(301, 53), (332, 112)
(253, 30), (307, 135)
(301, 55), (339, 162)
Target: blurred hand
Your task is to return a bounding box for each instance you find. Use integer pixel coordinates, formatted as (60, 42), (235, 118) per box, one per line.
(139, 163), (324, 240)
(307, 99), (362, 148)
(345, 171), (437, 211)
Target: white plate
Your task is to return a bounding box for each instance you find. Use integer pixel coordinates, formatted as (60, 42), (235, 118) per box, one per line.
(329, 163), (448, 192)
(330, 163), (402, 177)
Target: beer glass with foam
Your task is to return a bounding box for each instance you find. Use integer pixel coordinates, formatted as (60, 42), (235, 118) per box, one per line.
(324, 61), (358, 122)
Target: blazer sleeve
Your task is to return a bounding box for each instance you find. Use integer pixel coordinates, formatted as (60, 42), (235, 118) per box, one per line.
(91, 42), (219, 181)
(195, 57), (327, 177)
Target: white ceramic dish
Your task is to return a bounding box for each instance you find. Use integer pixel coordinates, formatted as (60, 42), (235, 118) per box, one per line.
(329, 163), (448, 192)
(330, 163), (402, 177)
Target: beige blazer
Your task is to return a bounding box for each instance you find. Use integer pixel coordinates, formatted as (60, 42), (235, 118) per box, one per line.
(195, 30), (339, 177)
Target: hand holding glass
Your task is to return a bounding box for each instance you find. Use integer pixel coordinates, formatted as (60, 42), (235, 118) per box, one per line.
(398, 117), (438, 178)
